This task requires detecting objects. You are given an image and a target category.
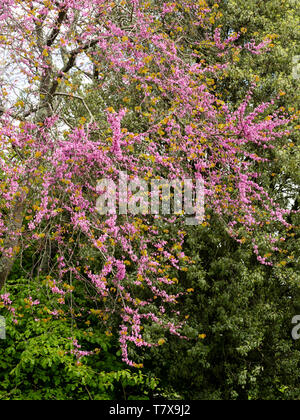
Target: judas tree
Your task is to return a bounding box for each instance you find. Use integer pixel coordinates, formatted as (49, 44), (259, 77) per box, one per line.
(0, 0), (296, 365)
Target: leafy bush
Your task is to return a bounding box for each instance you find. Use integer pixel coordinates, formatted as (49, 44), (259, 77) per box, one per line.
(0, 278), (159, 400)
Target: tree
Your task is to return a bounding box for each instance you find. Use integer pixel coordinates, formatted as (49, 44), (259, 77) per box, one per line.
(0, 0), (297, 366)
(144, 213), (300, 399)
(140, 0), (300, 400)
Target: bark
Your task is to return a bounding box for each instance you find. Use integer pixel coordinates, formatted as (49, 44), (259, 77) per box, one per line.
(0, 199), (25, 290)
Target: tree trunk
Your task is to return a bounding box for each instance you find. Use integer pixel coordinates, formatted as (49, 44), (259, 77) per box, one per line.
(0, 199), (25, 290)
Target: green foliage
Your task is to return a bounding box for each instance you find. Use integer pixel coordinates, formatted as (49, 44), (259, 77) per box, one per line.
(145, 212), (300, 399)
(0, 279), (159, 400)
(143, 215), (300, 400)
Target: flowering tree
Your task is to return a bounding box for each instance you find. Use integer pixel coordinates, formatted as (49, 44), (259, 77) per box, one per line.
(0, 0), (296, 365)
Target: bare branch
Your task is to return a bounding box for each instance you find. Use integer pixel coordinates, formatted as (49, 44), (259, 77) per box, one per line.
(53, 92), (95, 122)
(47, 8), (68, 47)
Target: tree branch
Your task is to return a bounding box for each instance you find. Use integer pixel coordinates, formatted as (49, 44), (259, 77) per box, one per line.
(47, 8), (68, 47)
(53, 92), (95, 122)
